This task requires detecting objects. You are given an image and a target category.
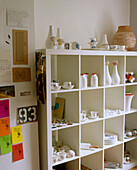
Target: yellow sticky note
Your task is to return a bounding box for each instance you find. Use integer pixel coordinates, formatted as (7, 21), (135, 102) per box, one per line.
(11, 126), (23, 144)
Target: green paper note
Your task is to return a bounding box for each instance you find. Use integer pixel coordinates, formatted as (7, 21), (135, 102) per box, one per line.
(0, 135), (12, 154)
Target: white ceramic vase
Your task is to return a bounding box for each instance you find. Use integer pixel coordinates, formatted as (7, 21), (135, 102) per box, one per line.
(125, 94), (134, 111)
(112, 61), (120, 85)
(105, 61), (112, 86)
(45, 25), (54, 49)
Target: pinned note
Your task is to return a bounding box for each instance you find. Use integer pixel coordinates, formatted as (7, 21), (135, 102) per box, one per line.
(12, 143), (24, 162)
(0, 117), (10, 137)
(0, 135), (12, 154)
(0, 99), (9, 118)
(11, 126), (23, 144)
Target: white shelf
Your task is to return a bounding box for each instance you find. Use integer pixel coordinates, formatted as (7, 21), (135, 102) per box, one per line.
(125, 108), (137, 115)
(52, 123), (79, 131)
(80, 148), (103, 158)
(105, 113), (124, 120)
(80, 86), (104, 91)
(105, 84), (125, 88)
(44, 49), (137, 170)
(51, 88), (79, 93)
(104, 141), (123, 150)
(123, 158), (137, 170)
(80, 117), (103, 125)
(52, 156), (79, 166)
(124, 136), (137, 143)
(125, 82), (137, 86)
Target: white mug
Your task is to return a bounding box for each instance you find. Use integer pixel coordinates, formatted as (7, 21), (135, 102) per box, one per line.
(72, 42), (81, 50)
(67, 150), (75, 158)
(89, 111), (98, 118)
(80, 112), (86, 121)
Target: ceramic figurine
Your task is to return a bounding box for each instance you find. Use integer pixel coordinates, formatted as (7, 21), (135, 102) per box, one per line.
(105, 61), (112, 86)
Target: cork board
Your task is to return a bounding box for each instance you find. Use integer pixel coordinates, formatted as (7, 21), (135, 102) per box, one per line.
(13, 30), (28, 65)
(12, 67), (31, 82)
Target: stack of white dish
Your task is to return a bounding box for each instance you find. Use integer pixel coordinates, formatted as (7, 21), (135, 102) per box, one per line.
(104, 133), (118, 145)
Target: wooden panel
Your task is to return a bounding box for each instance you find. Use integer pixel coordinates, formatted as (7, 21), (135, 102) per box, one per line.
(13, 29), (28, 65)
(12, 67), (31, 82)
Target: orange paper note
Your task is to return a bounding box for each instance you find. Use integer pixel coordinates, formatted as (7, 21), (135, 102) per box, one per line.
(0, 117), (10, 137)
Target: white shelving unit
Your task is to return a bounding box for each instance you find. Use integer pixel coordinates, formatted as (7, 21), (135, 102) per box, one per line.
(41, 49), (137, 170)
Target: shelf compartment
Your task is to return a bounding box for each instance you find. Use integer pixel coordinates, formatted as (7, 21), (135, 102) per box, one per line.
(123, 158), (137, 170)
(52, 91), (79, 123)
(125, 112), (137, 132)
(51, 55), (79, 88)
(104, 144), (123, 169)
(80, 148), (103, 158)
(81, 121), (104, 148)
(81, 55), (104, 86)
(125, 139), (137, 163)
(105, 55), (125, 84)
(81, 89), (104, 118)
(81, 151), (103, 170)
(57, 126), (80, 156)
(105, 86), (124, 111)
(52, 156), (79, 167)
(126, 55), (137, 84)
(105, 116), (124, 142)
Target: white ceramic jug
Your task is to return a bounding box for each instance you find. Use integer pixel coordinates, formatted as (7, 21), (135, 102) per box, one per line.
(112, 61), (120, 85)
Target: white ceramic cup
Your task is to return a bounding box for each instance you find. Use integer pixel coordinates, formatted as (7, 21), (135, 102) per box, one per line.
(118, 45), (126, 51)
(51, 82), (59, 88)
(52, 155), (58, 164)
(80, 112), (86, 121)
(72, 42), (81, 50)
(67, 150), (75, 158)
(89, 111), (98, 118)
(110, 45), (118, 50)
(63, 82), (72, 87)
(57, 152), (67, 161)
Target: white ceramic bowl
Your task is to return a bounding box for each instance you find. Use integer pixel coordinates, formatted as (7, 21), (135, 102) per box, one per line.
(67, 150), (75, 158)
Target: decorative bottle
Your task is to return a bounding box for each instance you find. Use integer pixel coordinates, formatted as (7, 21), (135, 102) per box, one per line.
(90, 73), (98, 87)
(56, 28), (64, 49)
(112, 61), (120, 85)
(45, 25), (54, 49)
(83, 73), (88, 88)
(105, 61), (112, 86)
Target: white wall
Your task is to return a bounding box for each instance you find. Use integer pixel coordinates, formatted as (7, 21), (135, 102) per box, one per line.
(34, 0), (130, 49)
(130, 0), (137, 51)
(0, 0), (40, 170)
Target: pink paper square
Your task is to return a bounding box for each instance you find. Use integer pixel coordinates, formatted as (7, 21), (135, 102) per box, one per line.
(0, 100), (9, 118)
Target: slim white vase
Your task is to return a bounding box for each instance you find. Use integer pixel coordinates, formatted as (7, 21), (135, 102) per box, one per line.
(45, 25), (54, 49)
(125, 93), (134, 111)
(112, 61), (120, 85)
(105, 61), (112, 86)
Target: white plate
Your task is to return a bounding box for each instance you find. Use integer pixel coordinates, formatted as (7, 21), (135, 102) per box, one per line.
(51, 86), (61, 91)
(62, 85), (74, 89)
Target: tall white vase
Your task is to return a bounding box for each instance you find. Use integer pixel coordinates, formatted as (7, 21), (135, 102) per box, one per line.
(45, 25), (54, 49)
(105, 61), (112, 86)
(125, 94), (134, 111)
(112, 61), (120, 85)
